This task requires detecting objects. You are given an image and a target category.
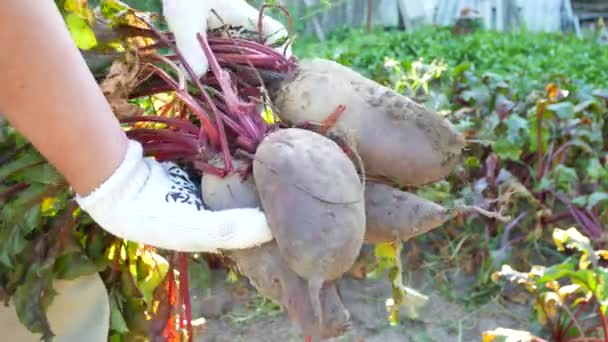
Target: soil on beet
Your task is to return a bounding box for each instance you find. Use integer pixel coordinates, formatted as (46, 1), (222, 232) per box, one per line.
(191, 254), (531, 342)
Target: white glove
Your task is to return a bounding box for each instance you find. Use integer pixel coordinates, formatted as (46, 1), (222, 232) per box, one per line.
(162, 0), (291, 78)
(75, 139), (273, 253)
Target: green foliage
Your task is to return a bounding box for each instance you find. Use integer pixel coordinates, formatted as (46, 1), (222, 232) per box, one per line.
(492, 227), (608, 341)
(295, 25), (608, 316)
(294, 26), (608, 89)
(1, 2), (210, 341)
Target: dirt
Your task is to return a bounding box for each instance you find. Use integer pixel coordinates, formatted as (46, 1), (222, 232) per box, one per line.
(192, 259), (532, 342)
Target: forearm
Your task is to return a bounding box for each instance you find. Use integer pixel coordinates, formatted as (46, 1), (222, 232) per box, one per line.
(0, 1), (128, 195)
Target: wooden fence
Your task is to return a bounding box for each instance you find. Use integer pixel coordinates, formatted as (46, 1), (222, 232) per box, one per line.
(249, 0), (592, 39)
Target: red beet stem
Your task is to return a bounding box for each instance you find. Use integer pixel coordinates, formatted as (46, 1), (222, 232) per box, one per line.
(144, 63), (217, 148)
(197, 33), (264, 143)
(126, 129), (199, 150)
(137, 16), (233, 172)
(121, 116), (200, 135)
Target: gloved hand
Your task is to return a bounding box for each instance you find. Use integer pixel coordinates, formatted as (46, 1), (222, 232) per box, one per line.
(75, 139), (273, 253)
(162, 0), (291, 78)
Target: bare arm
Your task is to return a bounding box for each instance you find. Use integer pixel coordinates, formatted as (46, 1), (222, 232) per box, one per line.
(0, 0), (277, 253)
(0, 0), (128, 195)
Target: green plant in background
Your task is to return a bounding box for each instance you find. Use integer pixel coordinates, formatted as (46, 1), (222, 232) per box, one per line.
(383, 57), (447, 98)
(295, 20), (608, 325)
(490, 227), (608, 342)
(4, 1), (608, 340)
(2, 2), (212, 341)
(294, 26), (608, 89)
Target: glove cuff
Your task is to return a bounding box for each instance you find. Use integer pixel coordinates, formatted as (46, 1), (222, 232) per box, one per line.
(75, 139), (144, 209)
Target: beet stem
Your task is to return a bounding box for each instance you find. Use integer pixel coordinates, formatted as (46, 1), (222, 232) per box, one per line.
(196, 33), (263, 144)
(136, 15), (232, 172)
(121, 116), (199, 135)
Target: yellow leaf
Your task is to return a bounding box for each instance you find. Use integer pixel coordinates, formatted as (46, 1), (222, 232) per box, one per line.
(579, 252), (591, 270)
(375, 242), (397, 260)
(545, 280), (560, 292)
(491, 271), (501, 284)
(481, 331), (497, 342)
(534, 299), (548, 326)
(482, 328), (535, 342)
(552, 228), (568, 251)
(261, 106), (279, 124)
(40, 197), (58, 216)
(529, 265), (546, 278)
(558, 284), (581, 301)
(541, 292), (560, 320)
(596, 250), (608, 260)
(63, 0), (93, 22)
(64, 13), (98, 50)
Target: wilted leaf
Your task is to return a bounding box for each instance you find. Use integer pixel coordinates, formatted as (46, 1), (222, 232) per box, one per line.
(100, 52), (143, 119)
(400, 286), (429, 320)
(558, 284), (581, 300)
(482, 328), (534, 342)
(539, 292), (560, 319)
(552, 227), (596, 267)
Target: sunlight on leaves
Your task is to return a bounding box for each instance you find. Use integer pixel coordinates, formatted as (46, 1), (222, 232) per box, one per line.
(64, 13), (98, 50)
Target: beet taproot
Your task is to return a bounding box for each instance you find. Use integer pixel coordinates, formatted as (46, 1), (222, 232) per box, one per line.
(267, 58), (466, 187)
(252, 128), (366, 280)
(364, 182), (450, 244)
(252, 128), (365, 327)
(229, 244), (351, 340)
(201, 162), (351, 340)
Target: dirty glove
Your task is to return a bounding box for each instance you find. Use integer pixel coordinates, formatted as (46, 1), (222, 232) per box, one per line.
(75, 139), (273, 253)
(162, 0), (291, 78)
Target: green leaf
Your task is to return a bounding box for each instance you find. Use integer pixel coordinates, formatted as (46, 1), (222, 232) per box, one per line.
(596, 268), (608, 309)
(464, 156), (481, 170)
(587, 192), (608, 209)
(0, 222), (28, 268)
(63, 0), (92, 18)
(585, 158), (606, 183)
(54, 252), (101, 280)
(64, 13), (98, 50)
(13, 267), (56, 340)
(551, 165), (578, 193)
(568, 269), (598, 293)
(109, 291), (130, 334)
(492, 139), (522, 160)
(534, 260), (576, 286)
(547, 102), (575, 119)
(0, 152), (44, 181)
(505, 115), (530, 142)
(528, 114), (550, 153)
(572, 195), (588, 207)
(13, 164), (64, 186)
